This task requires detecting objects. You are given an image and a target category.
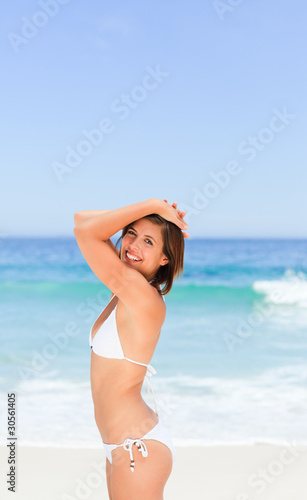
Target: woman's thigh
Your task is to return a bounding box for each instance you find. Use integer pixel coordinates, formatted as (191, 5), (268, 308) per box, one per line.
(106, 457), (113, 499)
(110, 440), (173, 500)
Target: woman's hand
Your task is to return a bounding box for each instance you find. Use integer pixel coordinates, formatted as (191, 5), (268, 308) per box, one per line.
(154, 198), (189, 238)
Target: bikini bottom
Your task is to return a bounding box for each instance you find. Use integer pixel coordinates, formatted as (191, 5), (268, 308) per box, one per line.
(102, 417), (176, 472)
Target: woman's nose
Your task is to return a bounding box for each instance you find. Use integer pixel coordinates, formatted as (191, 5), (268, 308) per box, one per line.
(129, 241), (142, 254)
(130, 243), (141, 252)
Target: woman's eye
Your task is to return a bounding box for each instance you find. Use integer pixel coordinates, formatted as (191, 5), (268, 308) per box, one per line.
(127, 231), (151, 244)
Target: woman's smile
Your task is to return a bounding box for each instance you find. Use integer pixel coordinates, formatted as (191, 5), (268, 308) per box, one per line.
(124, 250), (142, 262)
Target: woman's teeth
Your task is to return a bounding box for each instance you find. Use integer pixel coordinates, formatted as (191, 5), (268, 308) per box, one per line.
(126, 251), (141, 261)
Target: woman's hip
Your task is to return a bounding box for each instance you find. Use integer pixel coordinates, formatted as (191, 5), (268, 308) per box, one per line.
(103, 417), (176, 468)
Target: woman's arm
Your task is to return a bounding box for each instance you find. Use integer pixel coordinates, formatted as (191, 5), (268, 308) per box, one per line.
(74, 198), (187, 239)
(74, 210), (119, 256)
(74, 199), (161, 241)
(74, 210), (109, 228)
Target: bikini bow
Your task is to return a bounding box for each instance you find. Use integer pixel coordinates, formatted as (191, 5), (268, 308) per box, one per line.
(123, 438), (148, 472)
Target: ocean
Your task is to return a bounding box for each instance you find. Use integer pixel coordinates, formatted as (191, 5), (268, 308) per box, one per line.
(1, 237), (307, 448)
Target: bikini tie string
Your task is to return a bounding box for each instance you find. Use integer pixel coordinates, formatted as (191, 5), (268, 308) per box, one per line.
(145, 365), (157, 394)
(145, 365), (159, 415)
(123, 438), (148, 472)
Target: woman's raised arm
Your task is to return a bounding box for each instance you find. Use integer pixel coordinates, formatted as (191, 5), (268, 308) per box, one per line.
(74, 210), (120, 256)
(74, 198), (187, 239)
(74, 199), (160, 241)
(74, 210), (109, 228)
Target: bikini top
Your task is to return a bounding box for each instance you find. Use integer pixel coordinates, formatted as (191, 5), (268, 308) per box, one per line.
(89, 281), (165, 415)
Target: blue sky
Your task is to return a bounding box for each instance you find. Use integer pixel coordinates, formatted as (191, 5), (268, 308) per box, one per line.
(1, 0), (306, 238)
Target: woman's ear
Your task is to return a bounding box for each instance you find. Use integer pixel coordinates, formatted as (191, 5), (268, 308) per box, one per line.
(160, 255), (169, 266)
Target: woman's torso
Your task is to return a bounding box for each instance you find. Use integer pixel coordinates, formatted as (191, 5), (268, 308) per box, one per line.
(90, 288), (165, 444)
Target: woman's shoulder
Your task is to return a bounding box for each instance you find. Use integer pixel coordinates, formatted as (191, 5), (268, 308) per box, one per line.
(121, 279), (166, 323)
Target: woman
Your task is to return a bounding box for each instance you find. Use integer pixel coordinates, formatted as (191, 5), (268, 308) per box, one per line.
(73, 198), (188, 500)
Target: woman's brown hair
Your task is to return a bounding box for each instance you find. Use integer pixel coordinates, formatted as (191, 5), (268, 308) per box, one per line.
(116, 214), (185, 295)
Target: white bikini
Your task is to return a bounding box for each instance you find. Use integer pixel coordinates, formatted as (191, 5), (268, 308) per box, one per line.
(89, 283), (176, 471)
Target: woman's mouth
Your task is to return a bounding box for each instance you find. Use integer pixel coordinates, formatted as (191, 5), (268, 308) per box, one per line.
(125, 250), (142, 262)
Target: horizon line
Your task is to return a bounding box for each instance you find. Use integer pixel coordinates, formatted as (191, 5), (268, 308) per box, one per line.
(1, 235), (307, 240)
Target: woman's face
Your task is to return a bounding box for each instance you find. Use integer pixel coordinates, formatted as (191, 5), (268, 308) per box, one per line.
(120, 219), (168, 281)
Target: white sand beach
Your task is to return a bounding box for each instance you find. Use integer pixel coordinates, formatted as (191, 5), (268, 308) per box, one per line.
(1, 444), (306, 499)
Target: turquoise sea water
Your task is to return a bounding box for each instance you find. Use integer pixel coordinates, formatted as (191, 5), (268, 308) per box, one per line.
(1, 237), (307, 447)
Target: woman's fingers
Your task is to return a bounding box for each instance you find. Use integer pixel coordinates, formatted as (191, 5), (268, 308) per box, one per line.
(164, 199), (178, 209)
(161, 199), (188, 233)
(163, 199), (184, 214)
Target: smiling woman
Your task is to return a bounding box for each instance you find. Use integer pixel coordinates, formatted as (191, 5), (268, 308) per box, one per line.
(117, 214), (186, 295)
(73, 198), (188, 500)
